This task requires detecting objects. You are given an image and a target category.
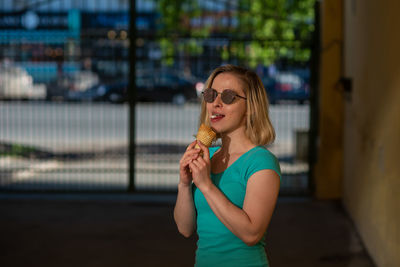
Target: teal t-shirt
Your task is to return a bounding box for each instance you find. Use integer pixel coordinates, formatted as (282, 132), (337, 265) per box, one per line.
(193, 146), (281, 267)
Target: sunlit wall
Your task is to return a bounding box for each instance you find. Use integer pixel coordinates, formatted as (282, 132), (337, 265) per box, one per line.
(343, 0), (400, 266)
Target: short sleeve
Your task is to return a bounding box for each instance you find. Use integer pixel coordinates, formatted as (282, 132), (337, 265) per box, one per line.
(241, 147), (281, 182)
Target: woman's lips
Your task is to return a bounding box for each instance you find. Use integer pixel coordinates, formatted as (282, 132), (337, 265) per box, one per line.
(210, 114), (225, 123)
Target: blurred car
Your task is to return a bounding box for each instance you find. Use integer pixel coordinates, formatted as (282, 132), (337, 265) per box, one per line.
(47, 71), (99, 101)
(263, 72), (309, 104)
(66, 69), (203, 104)
(136, 69), (202, 105)
(0, 66), (46, 100)
(67, 82), (127, 103)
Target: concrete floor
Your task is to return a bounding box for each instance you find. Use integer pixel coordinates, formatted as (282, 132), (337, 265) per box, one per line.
(0, 194), (376, 267)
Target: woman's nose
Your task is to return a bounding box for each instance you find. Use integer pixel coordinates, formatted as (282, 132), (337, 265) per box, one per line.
(213, 93), (223, 106)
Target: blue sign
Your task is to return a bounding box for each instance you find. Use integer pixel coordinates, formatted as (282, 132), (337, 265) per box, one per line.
(0, 11), (72, 30)
(81, 12), (129, 29)
(81, 12), (158, 31)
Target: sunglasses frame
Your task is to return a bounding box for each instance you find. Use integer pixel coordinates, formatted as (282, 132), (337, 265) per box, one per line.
(202, 88), (247, 104)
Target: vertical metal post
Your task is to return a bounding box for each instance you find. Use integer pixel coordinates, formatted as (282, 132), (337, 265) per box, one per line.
(128, 0), (136, 192)
(308, 1), (321, 196)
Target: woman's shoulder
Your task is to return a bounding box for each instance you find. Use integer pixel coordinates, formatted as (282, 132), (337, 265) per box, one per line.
(247, 146), (277, 161)
(240, 146), (281, 179)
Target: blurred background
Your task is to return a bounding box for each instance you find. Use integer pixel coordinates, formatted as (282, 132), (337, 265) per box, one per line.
(0, 0), (312, 193)
(0, 0), (399, 266)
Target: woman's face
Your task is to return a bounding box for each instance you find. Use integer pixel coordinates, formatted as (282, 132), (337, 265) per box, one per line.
(207, 72), (247, 136)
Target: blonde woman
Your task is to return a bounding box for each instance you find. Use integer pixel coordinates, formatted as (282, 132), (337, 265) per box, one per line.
(174, 65), (281, 267)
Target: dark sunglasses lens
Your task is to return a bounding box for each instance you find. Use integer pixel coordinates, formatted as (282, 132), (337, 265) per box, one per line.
(221, 90), (236, 104)
(203, 88), (215, 103)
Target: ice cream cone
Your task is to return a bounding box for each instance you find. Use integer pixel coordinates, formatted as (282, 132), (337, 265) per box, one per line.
(195, 124), (216, 149)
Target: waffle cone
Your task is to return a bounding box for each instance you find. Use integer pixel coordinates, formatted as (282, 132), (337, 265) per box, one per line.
(195, 124), (216, 148)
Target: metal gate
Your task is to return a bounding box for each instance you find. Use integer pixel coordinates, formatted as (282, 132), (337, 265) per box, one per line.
(0, 0), (317, 195)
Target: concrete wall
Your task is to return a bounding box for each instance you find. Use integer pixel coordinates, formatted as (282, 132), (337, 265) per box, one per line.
(343, 0), (400, 266)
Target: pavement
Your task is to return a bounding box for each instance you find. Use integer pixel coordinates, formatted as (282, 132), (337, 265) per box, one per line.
(0, 194), (376, 267)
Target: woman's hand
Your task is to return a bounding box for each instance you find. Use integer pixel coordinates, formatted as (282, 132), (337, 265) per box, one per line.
(189, 141), (212, 191)
(179, 140), (201, 186)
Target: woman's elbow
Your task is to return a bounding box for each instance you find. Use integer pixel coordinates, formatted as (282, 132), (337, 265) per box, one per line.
(242, 233), (263, 246)
(177, 226), (194, 238)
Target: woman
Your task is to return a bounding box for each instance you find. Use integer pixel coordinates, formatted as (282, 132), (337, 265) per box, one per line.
(174, 64), (281, 267)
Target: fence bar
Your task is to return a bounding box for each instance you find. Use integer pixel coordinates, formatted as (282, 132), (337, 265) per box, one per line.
(128, 0), (137, 192)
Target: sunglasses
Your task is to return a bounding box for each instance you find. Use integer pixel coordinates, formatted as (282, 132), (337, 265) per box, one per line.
(202, 88), (247, 104)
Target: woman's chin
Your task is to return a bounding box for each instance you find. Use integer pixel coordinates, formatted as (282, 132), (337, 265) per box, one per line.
(209, 124), (222, 133)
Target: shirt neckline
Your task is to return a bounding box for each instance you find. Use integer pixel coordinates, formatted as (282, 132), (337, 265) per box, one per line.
(210, 145), (261, 175)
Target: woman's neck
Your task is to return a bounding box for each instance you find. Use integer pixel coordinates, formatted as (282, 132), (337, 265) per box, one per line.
(219, 130), (255, 155)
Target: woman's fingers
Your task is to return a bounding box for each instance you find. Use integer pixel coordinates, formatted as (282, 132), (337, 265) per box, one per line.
(189, 157), (207, 173)
(183, 152), (200, 165)
(186, 140), (198, 151)
(195, 141), (210, 161)
(185, 145), (201, 157)
(188, 161), (198, 173)
(180, 149), (200, 164)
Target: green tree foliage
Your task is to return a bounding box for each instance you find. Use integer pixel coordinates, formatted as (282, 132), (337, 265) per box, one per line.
(157, 0), (315, 67)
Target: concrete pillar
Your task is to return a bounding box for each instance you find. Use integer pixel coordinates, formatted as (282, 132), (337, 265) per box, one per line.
(314, 0), (344, 199)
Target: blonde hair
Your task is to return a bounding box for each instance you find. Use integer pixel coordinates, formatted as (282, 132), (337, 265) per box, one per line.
(199, 64), (276, 146)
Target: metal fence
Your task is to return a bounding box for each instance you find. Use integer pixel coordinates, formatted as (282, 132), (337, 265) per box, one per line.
(0, 0), (316, 195)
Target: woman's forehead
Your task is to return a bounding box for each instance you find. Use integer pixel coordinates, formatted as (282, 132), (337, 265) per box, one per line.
(212, 73), (245, 92)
